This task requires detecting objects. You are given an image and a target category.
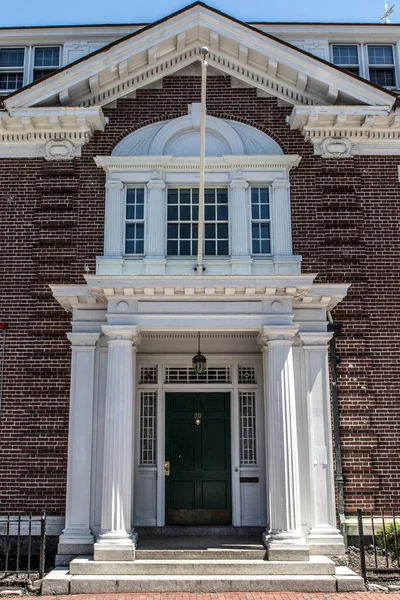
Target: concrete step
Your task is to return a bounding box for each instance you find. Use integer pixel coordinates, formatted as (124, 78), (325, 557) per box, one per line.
(69, 555), (336, 576)
(136, 548), (267, 560)
(42, 567), (365, 595)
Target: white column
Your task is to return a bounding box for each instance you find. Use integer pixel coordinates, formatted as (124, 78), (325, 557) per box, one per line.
(104, 180), (124, 255)
(144, 178), (166, 274)
(271, 179), (292, 256)
(94, 326), (141, 560)
(229, 179), (251, 274)
(300, 332), (345, 555)
(58, 332), (99, 553)
(259, 326), (309, 561)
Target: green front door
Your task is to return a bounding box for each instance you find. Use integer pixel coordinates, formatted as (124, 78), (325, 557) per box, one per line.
(165, 392), (231, 525)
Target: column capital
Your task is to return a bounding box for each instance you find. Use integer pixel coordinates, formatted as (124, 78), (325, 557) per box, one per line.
(258, 325), (299, 346)
(272, 179), (290, 191)
(230, 179), (249, 190)
(67, 332), (100, 347)
(147, 179), (166, 190)
(101, 325), (141, 345)
(299, 332), (333, 347)
(105, 180), (124, 190)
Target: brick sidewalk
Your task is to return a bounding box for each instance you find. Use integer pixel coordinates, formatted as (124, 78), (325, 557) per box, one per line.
(29, 593), (400, 600)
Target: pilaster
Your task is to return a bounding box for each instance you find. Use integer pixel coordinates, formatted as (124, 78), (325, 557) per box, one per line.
(58, 332), (100, 556)
(229, 179), (251, 274)
(300, 332), (345, 555)
(94, 326), (141, 560)
(271, 180), (292, 256)
(104, 180), (124, 256)
(258, 326), (309, 561)
(144, 179), (167, 274)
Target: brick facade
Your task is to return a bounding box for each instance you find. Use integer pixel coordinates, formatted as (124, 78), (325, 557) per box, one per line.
(0, 75), (399, 515)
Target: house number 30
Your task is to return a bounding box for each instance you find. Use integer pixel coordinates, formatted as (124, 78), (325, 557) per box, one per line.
(194, 412), (202, 426)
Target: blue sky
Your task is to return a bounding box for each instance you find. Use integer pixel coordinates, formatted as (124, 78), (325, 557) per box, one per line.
(0, 0), (398, 27)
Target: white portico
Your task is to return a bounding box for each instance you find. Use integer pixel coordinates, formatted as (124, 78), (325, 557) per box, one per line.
(52, 274), (348, 562)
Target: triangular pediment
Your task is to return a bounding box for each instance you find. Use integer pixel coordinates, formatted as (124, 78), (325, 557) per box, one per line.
(2, 2), (396, 112)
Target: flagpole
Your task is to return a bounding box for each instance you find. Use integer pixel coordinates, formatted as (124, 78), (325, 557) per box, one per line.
(197, 46), (208, 274)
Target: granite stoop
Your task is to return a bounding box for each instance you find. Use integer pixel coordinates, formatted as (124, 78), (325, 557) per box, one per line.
(42, 535), (365, 595)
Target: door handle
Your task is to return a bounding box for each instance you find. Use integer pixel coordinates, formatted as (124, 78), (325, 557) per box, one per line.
(164, 461), (170, 476)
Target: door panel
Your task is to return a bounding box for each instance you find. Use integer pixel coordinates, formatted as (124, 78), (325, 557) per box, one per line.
(166, 392), (231, 525)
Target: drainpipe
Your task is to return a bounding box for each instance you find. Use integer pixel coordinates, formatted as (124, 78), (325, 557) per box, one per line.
(0, 322), (7, 419)
(327, 311), (348, 549)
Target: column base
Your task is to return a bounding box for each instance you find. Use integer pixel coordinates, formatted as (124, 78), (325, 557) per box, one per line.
(308, 529), (345, 556)
(94, 530), (138, 561)
(263, 532), (310, 561)
(58, 529), (94, 559)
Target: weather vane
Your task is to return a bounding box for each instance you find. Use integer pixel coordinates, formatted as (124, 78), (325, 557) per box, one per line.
(381, 1), (395, 23)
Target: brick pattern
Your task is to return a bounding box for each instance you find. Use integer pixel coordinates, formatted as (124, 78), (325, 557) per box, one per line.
(0, 75), (399, 515)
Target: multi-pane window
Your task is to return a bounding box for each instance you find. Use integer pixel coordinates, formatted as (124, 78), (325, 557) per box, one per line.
(368, 45), (396, 86)
(139, 392), (157, 466)
(332, 45), (360, 75)
(239, 391), (257, 466)
(33, 47), (60, 82)
(0, 48), (25, 92)
(167, 188), (229, 256)
(251, 187), (271, 255)
(167, 188), (198, 256)
(125, 188), (145, 255)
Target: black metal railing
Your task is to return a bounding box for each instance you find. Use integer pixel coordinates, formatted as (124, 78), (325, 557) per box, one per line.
(0, 512), (46, 578)
(357, 508), (400, 581)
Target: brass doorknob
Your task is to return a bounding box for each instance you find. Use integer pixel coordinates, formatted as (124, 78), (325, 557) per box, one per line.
(164, 461), (170, 476)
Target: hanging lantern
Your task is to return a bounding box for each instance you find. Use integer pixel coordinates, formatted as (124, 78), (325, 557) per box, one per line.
(192, 332), (207, 374)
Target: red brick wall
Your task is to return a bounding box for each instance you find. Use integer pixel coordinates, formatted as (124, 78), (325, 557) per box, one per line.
(0, 75), (399, 515)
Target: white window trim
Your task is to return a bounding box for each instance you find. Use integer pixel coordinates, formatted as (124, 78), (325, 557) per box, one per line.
(97, 155), (301, 276)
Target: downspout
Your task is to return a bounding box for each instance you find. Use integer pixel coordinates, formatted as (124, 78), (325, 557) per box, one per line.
(327, 311), (348, 549)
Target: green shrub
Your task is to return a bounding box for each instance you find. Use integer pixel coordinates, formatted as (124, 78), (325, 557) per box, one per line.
(376, 522), (400, 558)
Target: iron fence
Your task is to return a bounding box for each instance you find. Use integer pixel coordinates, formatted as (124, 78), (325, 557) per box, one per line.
(357, 508), (400, 581)
(0, 512), (46, 578)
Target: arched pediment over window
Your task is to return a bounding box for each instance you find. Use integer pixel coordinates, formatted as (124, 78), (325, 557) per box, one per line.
(112, 104), (283, 157)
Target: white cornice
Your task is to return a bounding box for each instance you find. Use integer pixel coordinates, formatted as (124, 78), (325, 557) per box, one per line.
(0, 106), (105, 158)
(94, 154), (301, 173)
(3, 5), (395, 111)
(289, 105), (400, 155)
(50, 274), (349, 314)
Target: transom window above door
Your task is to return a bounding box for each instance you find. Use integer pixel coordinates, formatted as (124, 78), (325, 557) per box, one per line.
(167, 188), (229, 257)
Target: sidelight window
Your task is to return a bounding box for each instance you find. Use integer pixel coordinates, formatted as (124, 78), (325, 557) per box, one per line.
(139, 391), (157, 466)
(251, 186), (271, 255)
(239, 391), (257, 466)
(125, 187), (145, 255)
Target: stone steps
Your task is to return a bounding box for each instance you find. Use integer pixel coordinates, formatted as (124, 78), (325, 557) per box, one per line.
(69, 555), (336, 576)
(136, 548), (267, 560)
(42, 567), (365, 595)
